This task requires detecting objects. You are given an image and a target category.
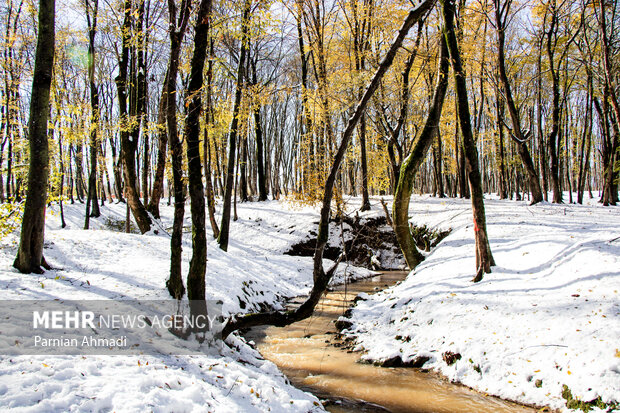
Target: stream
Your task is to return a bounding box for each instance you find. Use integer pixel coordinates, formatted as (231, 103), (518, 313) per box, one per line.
(246, 271), (536, 412)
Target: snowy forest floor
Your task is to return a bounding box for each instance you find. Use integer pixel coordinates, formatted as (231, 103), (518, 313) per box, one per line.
(0, 193), (618, 412)
(343, 194), (620, 413)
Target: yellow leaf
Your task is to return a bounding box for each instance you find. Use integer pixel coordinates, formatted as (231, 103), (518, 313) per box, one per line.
(42, 363), (49, 367)
(615, 349), (620, 358)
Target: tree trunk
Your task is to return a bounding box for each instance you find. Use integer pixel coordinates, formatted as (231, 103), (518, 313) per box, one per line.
(84, 0), (100, 230)
(58, 130), (66, 228)
(393, 36), (449, 270)
(251, 63), (268, 201)
(14, 0), (55, 274)
(204, 37), (220, 238)
(183, 0), (211, 326)
(240, 135), (248, 202)
(205, 138), (219, 238)
(115, 0), (151, 234)
(577, 94), (592, 205)
(164, 0), (192, 299)
(387, 32), (421, 193)
(295, 0), (313, 196)
(494, 0), (542, 204)
(495, 93), (508, 199)
(51, 93), (68, 227)
(598, 0), (620, 206)
(147, 81), (167, 218)
(218, 0), (250, 252)
(347, 0), (374, 210)
(545, 6), (562, 204)
(442, 0), (495, 281)
(0, 131), (6, 203)
(75, 140), (85, 202)
(233, 135), (240, 220)
(433, 130), (445, 198)
(536, 30), (548, 202)
(68, 143), (74, 203)
(600, 93), (619, 206)
(359, 114), (371, 210)
(108, 137), (123, 202)
(5, 132), (11, 200)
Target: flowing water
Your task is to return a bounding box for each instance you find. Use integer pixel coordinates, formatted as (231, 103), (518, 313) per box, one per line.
(246, 272), (536, 413)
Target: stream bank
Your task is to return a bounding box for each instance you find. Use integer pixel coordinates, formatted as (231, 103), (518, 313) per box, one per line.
(284, 215), (450, 271)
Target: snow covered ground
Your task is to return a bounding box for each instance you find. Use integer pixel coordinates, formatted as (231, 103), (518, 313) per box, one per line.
(343, 194), (620, 412)
(0, 193), (617, 412)
(0, 199), (372, 412)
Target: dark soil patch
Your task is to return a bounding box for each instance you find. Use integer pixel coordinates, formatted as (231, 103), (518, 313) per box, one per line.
(285, 216), (403, 270)
(379, 355), (431, 368)
(285, 215), (450, 270)
(442, 351), (462, 366)
(285, 238), (343, 261)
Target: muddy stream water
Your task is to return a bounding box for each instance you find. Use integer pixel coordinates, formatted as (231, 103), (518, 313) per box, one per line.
(246, 271), (536, 413)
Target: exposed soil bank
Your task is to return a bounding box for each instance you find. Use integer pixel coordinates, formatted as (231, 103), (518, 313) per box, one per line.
(285, 216), (449, 271)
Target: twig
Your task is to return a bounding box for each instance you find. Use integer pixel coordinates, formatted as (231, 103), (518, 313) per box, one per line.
(380, 198), (393, 227)
(506, 344), (568, 357)
(225, 376), (241, 396)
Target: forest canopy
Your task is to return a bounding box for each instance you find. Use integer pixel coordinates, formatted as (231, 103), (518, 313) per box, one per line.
(0, 0), (617, 214)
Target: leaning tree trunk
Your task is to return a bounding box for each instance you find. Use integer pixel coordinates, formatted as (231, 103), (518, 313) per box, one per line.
(14, 0), (55, 274)
(222, 0), (436, 339)
(393, 36), (449, 270)
(442, 0), (495, 282)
